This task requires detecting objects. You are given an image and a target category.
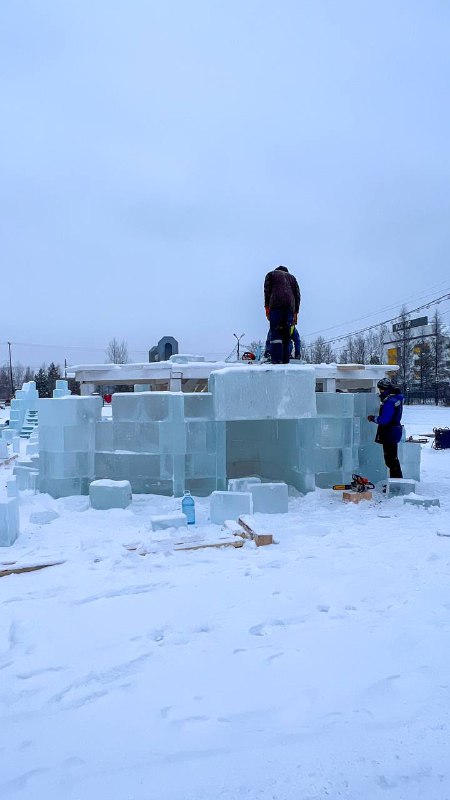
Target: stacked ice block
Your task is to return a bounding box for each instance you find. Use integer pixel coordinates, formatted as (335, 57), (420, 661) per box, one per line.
(52, 379), (71, 399)
(34, 366), (420, 499)
(9, 381), (39, 432)
(212, 366), (317, 494)
(94, 392), (225, 496)
(39, 396), (102, 497)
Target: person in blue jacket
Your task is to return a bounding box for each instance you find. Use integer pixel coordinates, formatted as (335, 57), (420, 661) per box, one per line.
(368, 377), (403, 478)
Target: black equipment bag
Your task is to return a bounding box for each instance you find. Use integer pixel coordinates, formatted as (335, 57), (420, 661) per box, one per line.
(433, 428), (450, 450)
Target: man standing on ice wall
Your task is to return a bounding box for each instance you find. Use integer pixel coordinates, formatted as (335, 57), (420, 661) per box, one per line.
(368, 377), (404, 478)
(264, 265), (301, 364)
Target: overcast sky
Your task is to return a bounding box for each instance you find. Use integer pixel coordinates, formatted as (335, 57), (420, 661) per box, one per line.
(1, 0), (449, 368)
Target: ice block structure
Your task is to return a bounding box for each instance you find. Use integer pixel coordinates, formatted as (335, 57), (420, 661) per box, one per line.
(39, 396), (102, 498)
(217, 368), (421, 492)
(9, 381), (39, 437)
(94, 392), (225, 497)
(33, 365), (420, 498)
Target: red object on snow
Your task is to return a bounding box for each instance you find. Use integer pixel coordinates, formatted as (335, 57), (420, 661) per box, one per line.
(103, 394), (112, 404)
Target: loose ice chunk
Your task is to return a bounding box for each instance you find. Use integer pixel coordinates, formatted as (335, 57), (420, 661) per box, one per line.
(150, 513), (187, 531)
(210, 491), (253, 524)
(387, 478), (416, 497)
(89, 479), (132, 509)
(249, 482), (288, 513)
(0, 441), (8, 459)
(397, 442), (421, 482)
(228, 477), (261, 492)
(0, 496), (20, 546)
(403, 496), (439, 508)
(210, 365), (316, 420)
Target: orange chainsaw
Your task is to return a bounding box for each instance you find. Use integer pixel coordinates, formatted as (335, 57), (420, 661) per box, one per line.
(332, 474), (375, 493)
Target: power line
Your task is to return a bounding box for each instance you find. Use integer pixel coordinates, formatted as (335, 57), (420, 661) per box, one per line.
(303, 282), (450, 339)
(304, 291), (450, 348)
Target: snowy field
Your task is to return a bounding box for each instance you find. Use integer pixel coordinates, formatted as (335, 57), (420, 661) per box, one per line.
(1, 404), (450, 800)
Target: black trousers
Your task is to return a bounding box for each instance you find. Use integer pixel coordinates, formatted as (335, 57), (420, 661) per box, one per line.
(382, 442), (403, 479)
(269, 308), (294, 364)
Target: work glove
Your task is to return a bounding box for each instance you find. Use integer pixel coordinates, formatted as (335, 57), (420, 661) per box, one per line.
(367, 415), (375, 422)
(265, 306), (270, 320)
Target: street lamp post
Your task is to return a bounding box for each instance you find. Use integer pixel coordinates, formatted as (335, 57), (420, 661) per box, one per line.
(233, 333), (245, 361)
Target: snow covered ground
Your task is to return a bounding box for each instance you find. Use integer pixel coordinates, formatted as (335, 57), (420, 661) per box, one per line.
(1, 404), (450, 800)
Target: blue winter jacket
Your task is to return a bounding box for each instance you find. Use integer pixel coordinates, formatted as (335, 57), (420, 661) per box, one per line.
(374, 389), (404, 445)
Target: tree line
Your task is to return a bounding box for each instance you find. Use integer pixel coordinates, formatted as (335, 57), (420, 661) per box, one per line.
(304, 307), (449, 402)
(0, 362), (80, 401)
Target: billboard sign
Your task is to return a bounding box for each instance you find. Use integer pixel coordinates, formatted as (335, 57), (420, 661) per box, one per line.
(392, 316), (428, 333)
(387, 347), (399, 365)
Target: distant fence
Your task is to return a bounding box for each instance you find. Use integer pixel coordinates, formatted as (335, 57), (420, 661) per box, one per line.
(403, 384), (450, 406)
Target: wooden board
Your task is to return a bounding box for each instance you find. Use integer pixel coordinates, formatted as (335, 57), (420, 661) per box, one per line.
(343, 491), (372, 503)
(0, 454), (19, 468)
(237, 516), (273, 546)
(174, 539), (244, 552)
(0, 561), (65, 579)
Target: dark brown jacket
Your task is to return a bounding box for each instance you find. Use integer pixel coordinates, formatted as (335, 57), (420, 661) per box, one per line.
(264, 266), (300, 313)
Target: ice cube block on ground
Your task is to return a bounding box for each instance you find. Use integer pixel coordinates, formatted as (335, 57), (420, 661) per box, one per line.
(403, 496), (440, 508)
(0, 441), (8, 459)
(387, 478), (416, 497)
(210, 491), (253, 524)
(249, 482), (289, 513)
(150, 513), (187, 531)
(228, 477), (261, 492)
(0, 496), (20, 546)
(398, 442), (421, 482)
(89, 479), (132, 510)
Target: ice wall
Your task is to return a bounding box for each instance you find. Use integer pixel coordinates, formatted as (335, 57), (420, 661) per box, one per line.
(9, 381), (39, 432)
(39, 397), (102, 497)
(95, 392), (225, 497)
(35, 366), (421, 499)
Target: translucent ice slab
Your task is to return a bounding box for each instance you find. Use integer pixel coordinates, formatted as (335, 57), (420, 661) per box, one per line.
(0, 496), (20, 546)
(39, 396), (102, 427)
(112, 392), (184, 423)
(316, 392), (355, 417)
(249, 482), (288, 513)
(210, 365), (316, 420)
(210, 491), (253, 524)
(89, 479), (132, 509)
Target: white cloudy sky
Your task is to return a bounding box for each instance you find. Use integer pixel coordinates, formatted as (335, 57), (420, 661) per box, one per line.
(1, 0), (449, 368)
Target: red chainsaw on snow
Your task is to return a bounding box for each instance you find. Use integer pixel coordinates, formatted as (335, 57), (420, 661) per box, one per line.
(332, 474), (375, 493)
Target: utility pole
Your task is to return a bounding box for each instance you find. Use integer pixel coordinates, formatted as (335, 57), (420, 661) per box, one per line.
(64, 358), (67, 379)
(7, 341), (14, 399)
(233, 333), (245, 361)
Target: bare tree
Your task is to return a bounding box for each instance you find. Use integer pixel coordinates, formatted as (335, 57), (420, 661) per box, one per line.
(351, 334), (366, 364)
(310, 336), (336, 364)
(105, 338), (130, 364)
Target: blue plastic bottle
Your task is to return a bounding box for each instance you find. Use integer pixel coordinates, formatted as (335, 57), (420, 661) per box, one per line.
(182, 491), (195, 525)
